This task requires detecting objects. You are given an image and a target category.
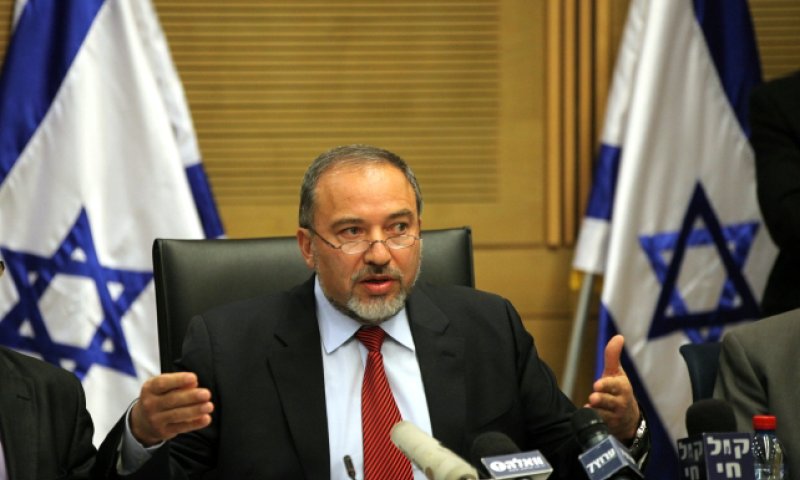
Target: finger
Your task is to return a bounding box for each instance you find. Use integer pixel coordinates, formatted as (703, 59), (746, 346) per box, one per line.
(150, 399), (214, 428)
(133, 398), (214, 445)
(587, 392), (623, 413)
(143, 373), (199, 395)
(149, 387), (212, 412)
(160, 414), (214, 439)
(593, 376), (628, 397)
(602, 335), (625, 377)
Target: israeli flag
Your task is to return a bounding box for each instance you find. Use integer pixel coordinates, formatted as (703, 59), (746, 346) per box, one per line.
(572, 0), (776, 476)
(0, 0), (223, 444)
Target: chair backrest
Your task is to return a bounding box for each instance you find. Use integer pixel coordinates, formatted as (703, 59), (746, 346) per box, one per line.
(153, 227), (474, 372)
(678, 342), (722, 402)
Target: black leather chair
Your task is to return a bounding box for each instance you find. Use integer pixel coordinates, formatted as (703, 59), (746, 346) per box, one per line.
(153, 227), (474, 372)
(679, 342), (722, 401)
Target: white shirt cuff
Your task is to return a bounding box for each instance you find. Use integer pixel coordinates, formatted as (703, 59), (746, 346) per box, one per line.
(117, 400), (165, 475)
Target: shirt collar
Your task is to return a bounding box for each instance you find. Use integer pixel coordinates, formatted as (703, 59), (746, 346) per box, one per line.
(314, 276), (415, 354)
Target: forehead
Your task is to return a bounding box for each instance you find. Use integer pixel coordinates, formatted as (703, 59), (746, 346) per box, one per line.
(314, 162), (417, 221)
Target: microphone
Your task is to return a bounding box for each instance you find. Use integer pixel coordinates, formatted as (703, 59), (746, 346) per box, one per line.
(469, 432), (553, 480)
(342, 455), (357, 480)
(571, 408), (643, 480)
(677, 398), (754, 480)
(390, 421), (479, 480)
(686, 398), (737, 437)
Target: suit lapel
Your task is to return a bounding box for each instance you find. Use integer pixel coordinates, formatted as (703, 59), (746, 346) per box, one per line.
(267, 281), (330, 479)
(407, 286), (467, 451)
(0, 352), (38, 480)
(265, 280), (468, 476)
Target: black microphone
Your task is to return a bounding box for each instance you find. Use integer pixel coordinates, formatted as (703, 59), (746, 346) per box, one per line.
(342, 455), (357, 480)
(571, 408), (643, 480)
(469, 432), (552, 480)
(685, 398), (737, 436)
(677, 398), (754, 480)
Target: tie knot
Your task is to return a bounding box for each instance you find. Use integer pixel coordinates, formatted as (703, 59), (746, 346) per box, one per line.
(356, 326), (386, 352)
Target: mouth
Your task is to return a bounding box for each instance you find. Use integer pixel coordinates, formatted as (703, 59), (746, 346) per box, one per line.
(358, 274), (398, 295)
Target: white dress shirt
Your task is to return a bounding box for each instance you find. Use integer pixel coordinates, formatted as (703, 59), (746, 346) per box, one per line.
(315, 278), (432, 480)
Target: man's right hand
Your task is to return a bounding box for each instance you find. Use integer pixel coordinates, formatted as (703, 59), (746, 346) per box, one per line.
(131, 372), (214, 447)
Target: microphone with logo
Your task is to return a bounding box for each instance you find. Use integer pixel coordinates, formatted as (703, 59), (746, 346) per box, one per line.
(469, 431), (553, 480)
(677, 398), (754, 480)
(391, 420), (479, 480)
(571, 407), (644, 480)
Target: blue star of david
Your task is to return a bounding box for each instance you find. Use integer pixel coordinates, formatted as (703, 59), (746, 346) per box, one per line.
(0, 208), (151, 379)
(639, 183), (760, 344)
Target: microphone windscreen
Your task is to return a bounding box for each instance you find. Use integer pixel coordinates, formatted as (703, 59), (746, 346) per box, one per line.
(469, 432), (521, 475)
(391, 421), (479, 480)
(571, 407), (608, 449)
(685, 398), (736, 436)
(471, 432), (521, 458)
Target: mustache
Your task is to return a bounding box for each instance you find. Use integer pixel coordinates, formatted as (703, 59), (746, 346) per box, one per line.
(350, 264), (404, 283)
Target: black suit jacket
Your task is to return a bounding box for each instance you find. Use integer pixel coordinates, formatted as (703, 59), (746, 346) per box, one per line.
(752, 70), (800, 316)
(97, 279), (584, 479)
(0, 346), (96, 480)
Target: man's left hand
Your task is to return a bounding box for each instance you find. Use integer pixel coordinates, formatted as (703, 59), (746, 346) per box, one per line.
(586, 334), (640, 441)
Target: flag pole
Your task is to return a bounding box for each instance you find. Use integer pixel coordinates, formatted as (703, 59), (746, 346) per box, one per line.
(562, 272), (595, 398)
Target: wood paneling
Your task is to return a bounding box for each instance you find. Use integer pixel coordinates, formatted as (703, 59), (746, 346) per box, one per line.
(0, 0), (10, 66)
(751, 0), (800, 80)
(154, 0), (544, 246)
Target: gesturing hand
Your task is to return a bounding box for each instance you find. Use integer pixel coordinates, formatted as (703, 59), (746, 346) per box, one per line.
(586, 335), (640, 441)
(131, 372), (214, 447)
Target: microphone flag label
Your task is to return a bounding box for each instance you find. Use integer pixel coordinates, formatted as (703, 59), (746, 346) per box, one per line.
(481, 450), (553, 479)
(678, 432), (754, 480)
(578, 436), (643, 480)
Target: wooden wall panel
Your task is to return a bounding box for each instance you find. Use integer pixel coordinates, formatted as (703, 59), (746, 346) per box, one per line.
(155, 0), (544, 247)
(0, 0), (10, 66)
(751, 0), (800, 80)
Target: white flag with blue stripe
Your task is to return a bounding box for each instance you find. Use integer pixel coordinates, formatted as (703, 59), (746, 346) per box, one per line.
(0, 0), (223, 445)
(572, 0), (776, 476)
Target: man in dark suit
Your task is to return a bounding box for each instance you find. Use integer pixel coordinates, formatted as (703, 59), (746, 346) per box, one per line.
(0, 260), (97, 479)
(751, 70), (800, 316)
(95, 145), (647, 479)
(0, 346), (97, 479)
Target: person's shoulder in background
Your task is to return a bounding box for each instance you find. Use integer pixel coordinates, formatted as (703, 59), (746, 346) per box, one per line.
(752, 69), (800, 98)
(1, 345), (80, 385)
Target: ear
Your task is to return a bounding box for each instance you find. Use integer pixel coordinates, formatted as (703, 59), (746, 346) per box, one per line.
(297, 228), (315, 269)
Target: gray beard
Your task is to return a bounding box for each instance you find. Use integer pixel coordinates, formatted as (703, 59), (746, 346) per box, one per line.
(344, 288), (409, 325)
(315, 250), (422, 325)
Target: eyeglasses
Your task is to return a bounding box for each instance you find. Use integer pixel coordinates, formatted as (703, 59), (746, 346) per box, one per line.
(307, 227), (420, 255)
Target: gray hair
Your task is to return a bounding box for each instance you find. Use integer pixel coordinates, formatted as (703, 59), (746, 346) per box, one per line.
(298, 144), (423, 228)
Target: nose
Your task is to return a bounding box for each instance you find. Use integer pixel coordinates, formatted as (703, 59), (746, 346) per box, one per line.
(363, 239), (392, 266)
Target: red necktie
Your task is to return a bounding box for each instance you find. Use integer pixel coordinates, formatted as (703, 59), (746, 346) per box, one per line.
(356, 326), (414, 480)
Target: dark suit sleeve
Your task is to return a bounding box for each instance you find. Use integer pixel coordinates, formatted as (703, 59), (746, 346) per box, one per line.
(62, 374), (98, 479)
(752, 76), (800, 252)
(94, 316), (218, 479)
(750, 72), (800, 315)
(505, 299), (585, 478)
